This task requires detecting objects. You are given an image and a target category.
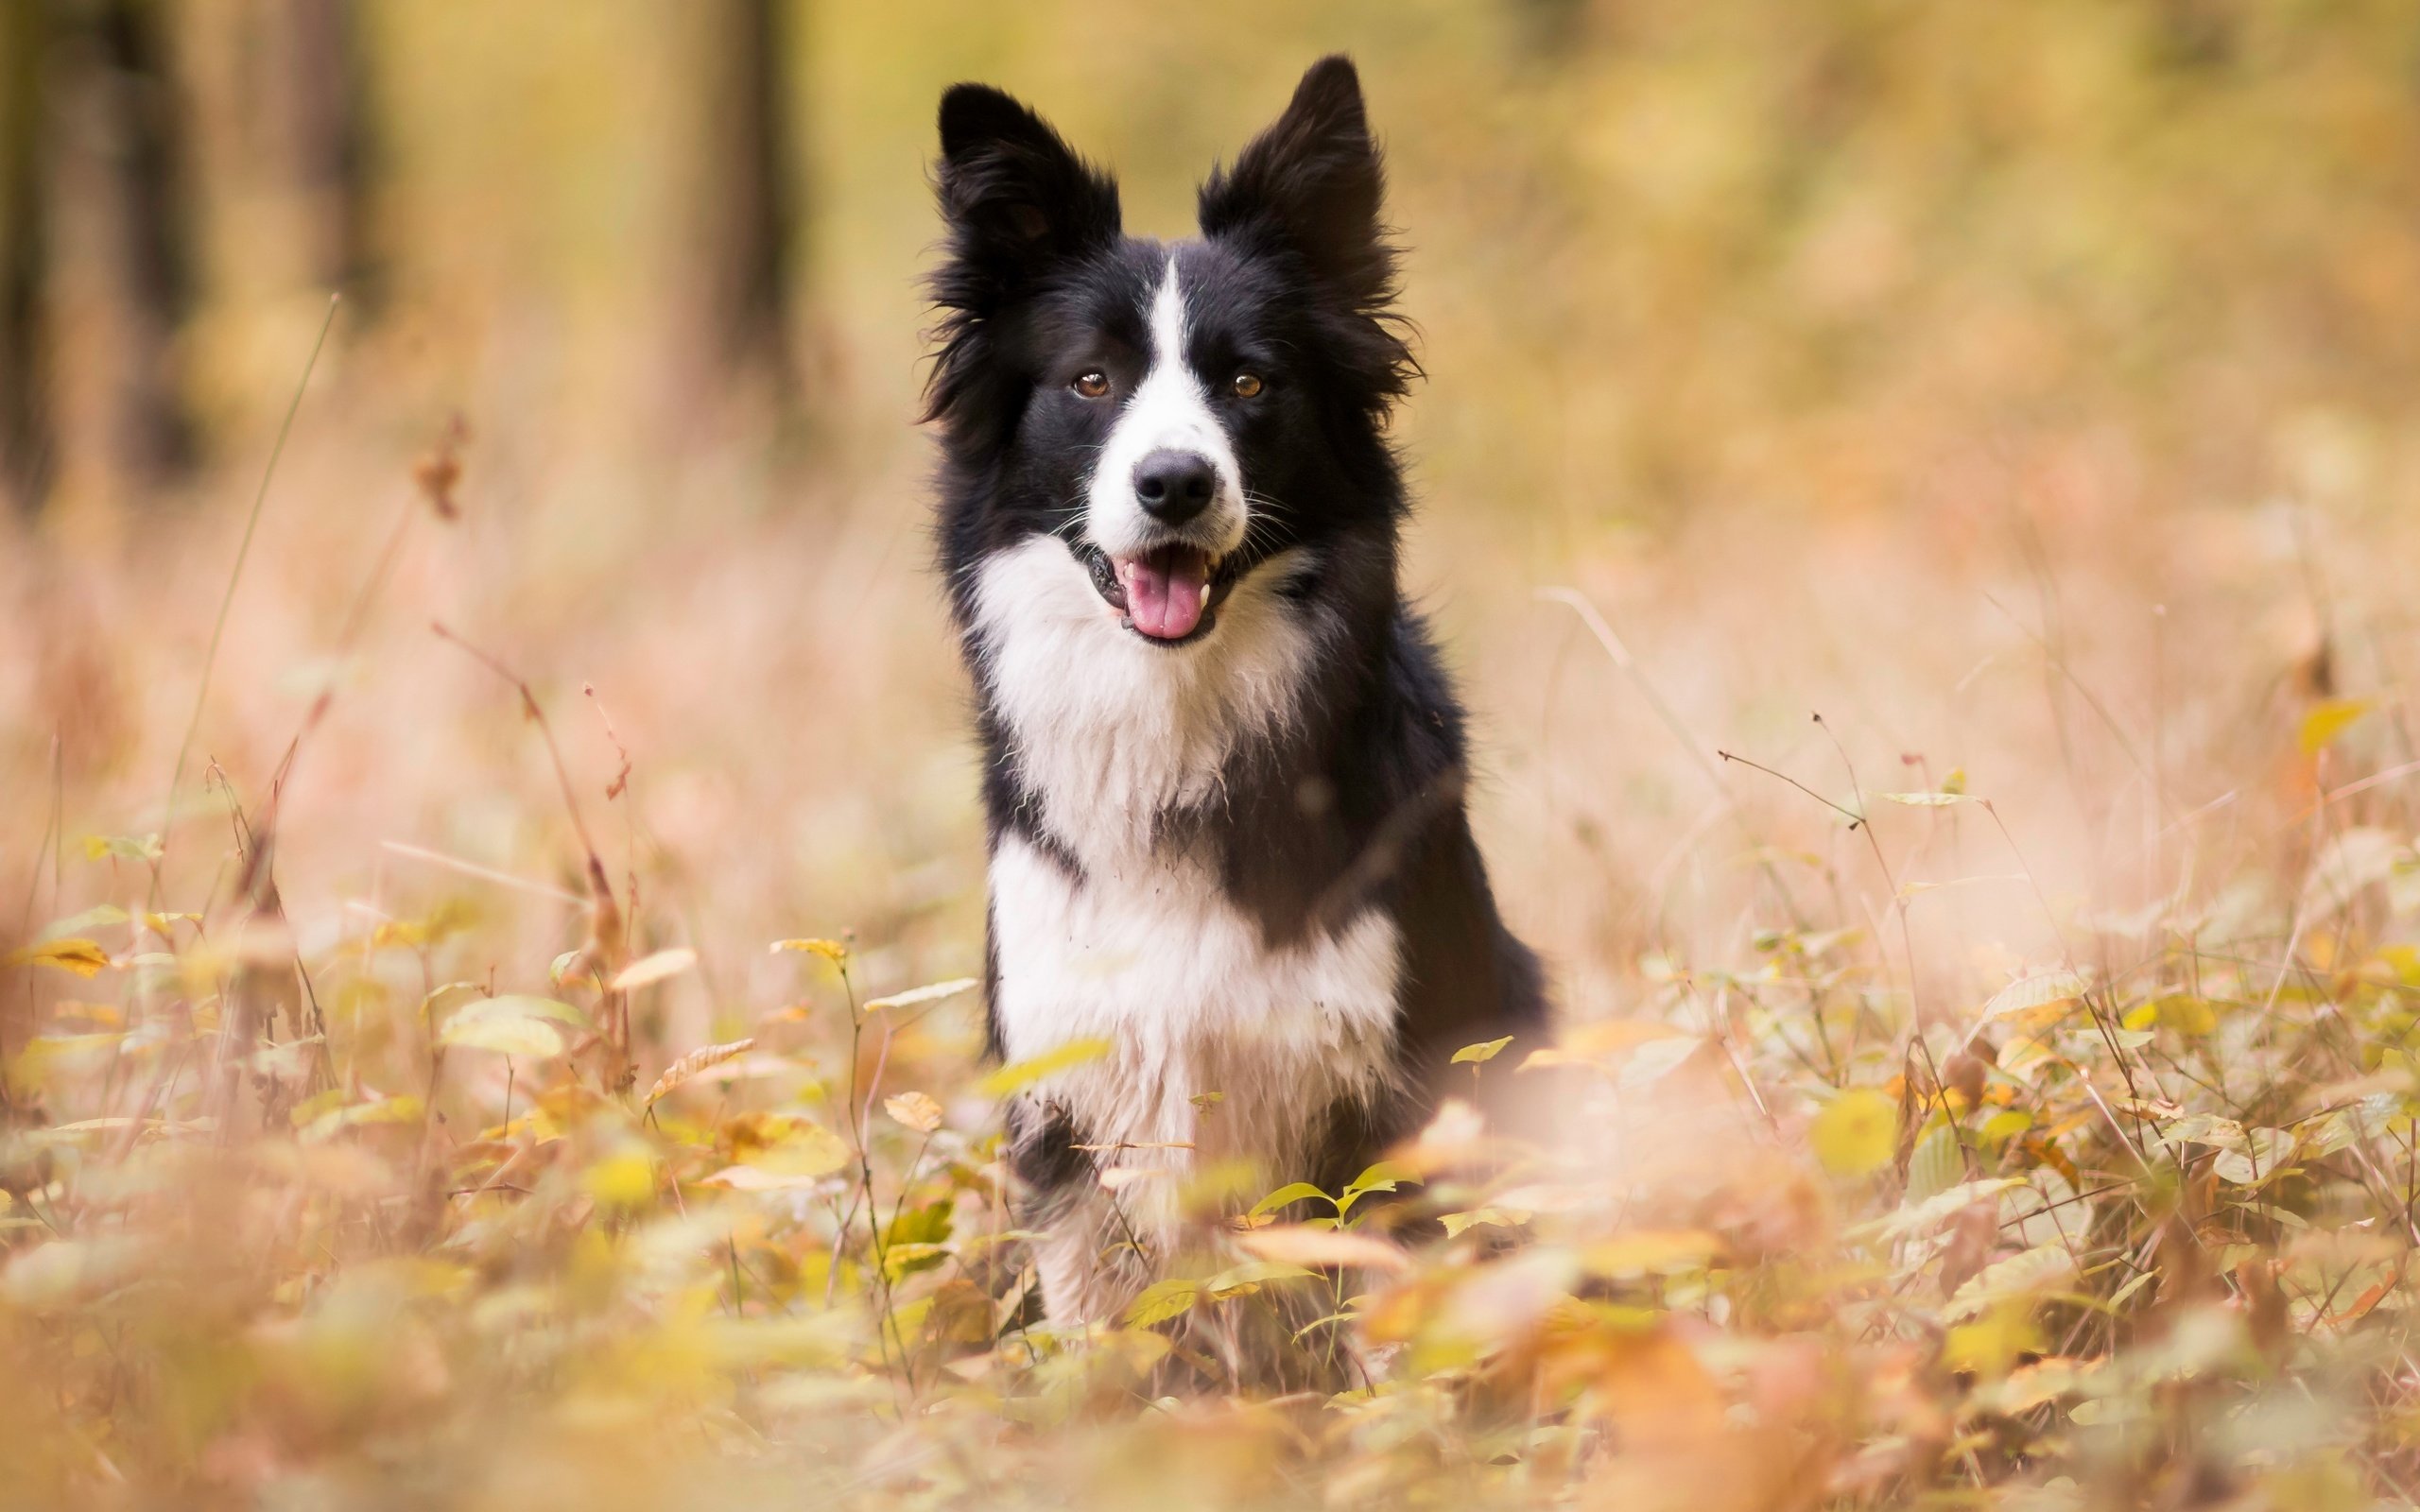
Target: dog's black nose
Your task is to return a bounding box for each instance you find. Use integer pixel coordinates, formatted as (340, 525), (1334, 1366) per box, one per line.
(1132, 450), (1217, 524)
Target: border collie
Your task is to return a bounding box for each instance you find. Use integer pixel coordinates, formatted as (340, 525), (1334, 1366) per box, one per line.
(925, 56), (1545, 1359)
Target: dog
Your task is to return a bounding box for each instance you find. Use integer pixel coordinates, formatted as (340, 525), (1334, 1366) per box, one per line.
(924, 56), (1545, 1365)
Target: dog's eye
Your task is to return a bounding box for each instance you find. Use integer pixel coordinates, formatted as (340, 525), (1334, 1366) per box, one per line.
(1231, 372), (1265, 399)
(1071, 370), (1111, 400)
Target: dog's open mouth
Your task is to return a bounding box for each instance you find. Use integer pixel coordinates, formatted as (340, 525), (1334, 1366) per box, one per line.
(1082, 543), (1241, 645)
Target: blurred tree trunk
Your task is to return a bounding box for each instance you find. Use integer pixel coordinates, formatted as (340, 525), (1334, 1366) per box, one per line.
(43, 0), (197, 511)
(274, 0), (373, 303)
(0, 3), (49, 514)
(668, 0), (802, 413)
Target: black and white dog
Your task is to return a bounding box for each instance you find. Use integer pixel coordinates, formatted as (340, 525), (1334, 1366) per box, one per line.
(925, 57), (1545, 1337)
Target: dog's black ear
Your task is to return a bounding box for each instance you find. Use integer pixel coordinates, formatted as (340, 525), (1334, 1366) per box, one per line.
(934, 84), (1121, 306)
(926, 85), (1120, 428)
(1198, 57), (1393, 313)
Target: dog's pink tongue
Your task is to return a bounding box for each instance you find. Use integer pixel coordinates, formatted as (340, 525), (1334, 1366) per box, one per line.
(1117, 553), (1207, 640)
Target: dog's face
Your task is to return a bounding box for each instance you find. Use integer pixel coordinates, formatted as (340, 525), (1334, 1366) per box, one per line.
(926, 58), (1413, 648)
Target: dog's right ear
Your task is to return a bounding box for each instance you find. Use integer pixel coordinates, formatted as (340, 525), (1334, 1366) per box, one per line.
(926, 86), (1120, 429)
(934, 84), (1121, 309)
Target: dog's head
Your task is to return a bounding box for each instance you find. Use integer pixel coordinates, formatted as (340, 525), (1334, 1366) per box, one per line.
(926, 57), (1413, 648)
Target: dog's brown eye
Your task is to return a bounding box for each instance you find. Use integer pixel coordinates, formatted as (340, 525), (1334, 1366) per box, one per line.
(1232, 371), (1265, 399)
(1072, 370), (1111, 399)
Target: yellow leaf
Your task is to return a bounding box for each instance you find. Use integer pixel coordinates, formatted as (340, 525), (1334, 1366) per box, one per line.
(979, 1037), (1113, 1098)
(584, 1149), (657, 1208)
(1441, 1207), (1531, 1239)
(1123, 1278), (1201, 1327)
(2301, 697), (2375, 754)
(884, 1091), (944, 1134)
(610, 947), (697, 993)
(6, 938), (111, 977)
(863, 977), (979, 1013)
(1811, 1088), (1898, 1177)
(703, 1123), (853, 1189)
(770, 937), (849, 963)
(1451, 1036), (1512, 1065)
(643, 1037), (757, 1107)
(2154, 995), (2218, 1036)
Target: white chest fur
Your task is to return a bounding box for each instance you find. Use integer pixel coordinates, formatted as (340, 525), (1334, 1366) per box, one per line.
(971, 534), (1403, 1218)
(988, 834), (1402, 1206)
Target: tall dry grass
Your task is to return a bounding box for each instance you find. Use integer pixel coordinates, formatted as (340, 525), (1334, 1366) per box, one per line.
(8, 5), (2420, 1507)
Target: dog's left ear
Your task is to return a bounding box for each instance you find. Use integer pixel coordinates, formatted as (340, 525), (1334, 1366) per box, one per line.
(1199, 56), (1392, 313)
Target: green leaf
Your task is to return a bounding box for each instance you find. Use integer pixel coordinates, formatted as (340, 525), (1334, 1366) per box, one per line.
(1451, 1036), (1512, 1065)
(1945, 1243), (2078, 1322)
(39, 904), (128, 941)
(1877, 791), (1972, 806)
(434, 994), (586, 1057)
(1123, 1278), (1201, 1328)
(1249, 1181), (1335, 1221)
(2212, 1127), (2297, 1187)
(978, 1037), (1113, 1098)
(1338, 1160), (1421, 1216)
(438, 1007), (562, 1057)
(1902, 1121), (1963, 1207)
(1204, 1260), (1318, 1299)
(1852, 1178), (2025, 1242)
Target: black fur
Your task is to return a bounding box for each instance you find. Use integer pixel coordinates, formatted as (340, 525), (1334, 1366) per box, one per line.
(926, 56), (1545, 1196)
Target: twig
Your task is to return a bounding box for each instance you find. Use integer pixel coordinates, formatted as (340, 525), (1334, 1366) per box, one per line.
(158, 295), (339, 892)
(1716, 748), (1865, 830)
(431, 622), (631, 1091)
(377, 840), (585, 906)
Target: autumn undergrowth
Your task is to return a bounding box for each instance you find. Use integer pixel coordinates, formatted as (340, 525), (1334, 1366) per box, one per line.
(8, 422), (2420, 1512)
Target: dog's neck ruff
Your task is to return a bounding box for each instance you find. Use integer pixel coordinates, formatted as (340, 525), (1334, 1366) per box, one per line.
(971, 534), (1320, 879)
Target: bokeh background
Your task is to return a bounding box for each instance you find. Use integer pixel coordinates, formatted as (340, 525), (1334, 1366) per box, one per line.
(8, 0), (2420, 1003)
(7, 4), (2420, 1507)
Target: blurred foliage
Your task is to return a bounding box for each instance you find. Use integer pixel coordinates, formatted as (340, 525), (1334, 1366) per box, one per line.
(6, 2), (2420, 1509)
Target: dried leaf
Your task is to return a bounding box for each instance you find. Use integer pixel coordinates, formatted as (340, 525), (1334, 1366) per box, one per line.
(1236, 1225), (1410, 1273)
(644, 1037), (757, 1107)
(611, 947), (697, 993)
(884, 1091), (944, 1134)
(1980, 970), (2091, 1022)
(864, 977), (978, 1013)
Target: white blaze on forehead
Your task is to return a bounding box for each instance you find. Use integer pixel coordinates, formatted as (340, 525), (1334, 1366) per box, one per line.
(1083, 254), (1247, 560)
